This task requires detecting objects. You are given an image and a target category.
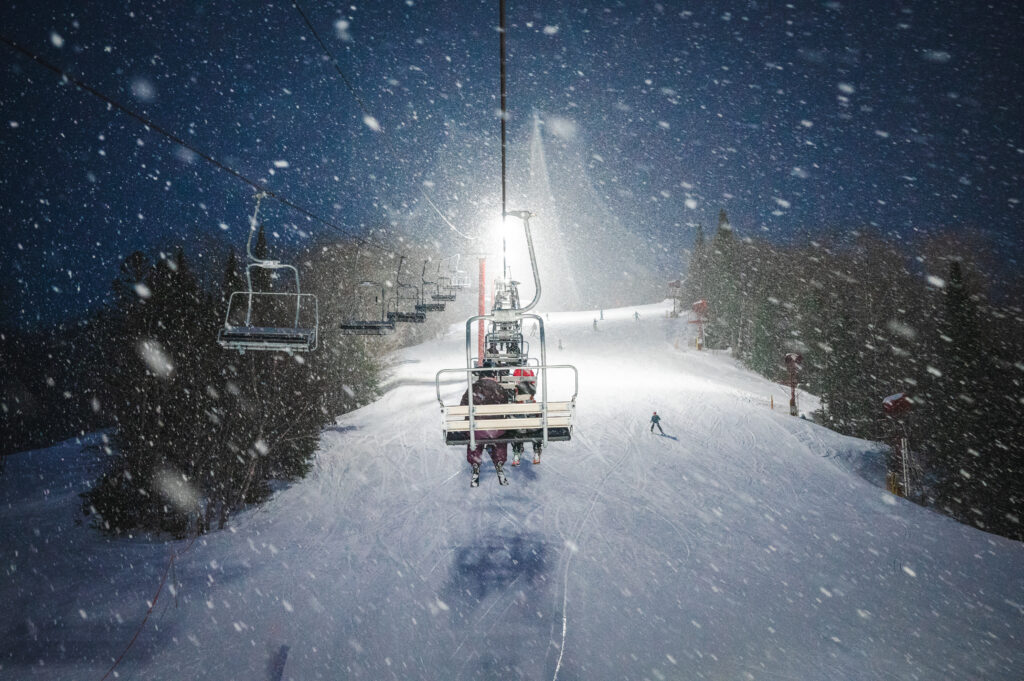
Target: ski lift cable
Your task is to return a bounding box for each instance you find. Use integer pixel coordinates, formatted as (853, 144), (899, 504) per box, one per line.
(0, 33), (396, 257)
(291, 1), (478, 241)
(499, 0), (510, 275)
(500, 0), (508, 221)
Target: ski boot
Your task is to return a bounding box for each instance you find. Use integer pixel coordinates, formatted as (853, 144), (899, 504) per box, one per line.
(510, 443), (523, 466)
(495, 461), (510, 486)
(471, 463), (481, 488)
(532, 444), (542, 465)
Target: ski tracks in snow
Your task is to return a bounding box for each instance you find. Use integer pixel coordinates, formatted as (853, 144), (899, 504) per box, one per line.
(548, 412), (643, 680)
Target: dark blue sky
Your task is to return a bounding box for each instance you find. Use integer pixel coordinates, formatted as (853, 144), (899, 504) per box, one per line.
(3, 1), (1022, 326)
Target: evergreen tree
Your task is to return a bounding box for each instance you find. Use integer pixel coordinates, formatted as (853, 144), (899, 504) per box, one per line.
(251, 224), (271, 293)
(84, 250), (214, 534)
(674, 221), (1021, 540)
(705, 210), (741, 349)
(683, 223), (708, 305)
(84, 237), (396, 536)
(930, 259), (988, 524)
(747, 292), (780, 377)
(221, 249), (245, 302)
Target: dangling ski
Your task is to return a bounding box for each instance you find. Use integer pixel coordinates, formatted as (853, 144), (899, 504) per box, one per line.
(495, 461), (510, 486)
(471, 463), (481, 488)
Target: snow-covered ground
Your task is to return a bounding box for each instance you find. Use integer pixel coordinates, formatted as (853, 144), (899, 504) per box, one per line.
(3, 300), (1022, 680)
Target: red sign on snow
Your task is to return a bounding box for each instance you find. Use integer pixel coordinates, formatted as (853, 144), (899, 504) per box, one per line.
(883, 393), (912, 418)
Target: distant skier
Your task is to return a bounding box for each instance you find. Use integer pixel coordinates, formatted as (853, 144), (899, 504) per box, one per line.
(634, 311), (640, 322)
(600, 309), (604, 320)
(650, 411), (664, 435)
(460, 361), (510, 487)
(593, 318), (598, 331)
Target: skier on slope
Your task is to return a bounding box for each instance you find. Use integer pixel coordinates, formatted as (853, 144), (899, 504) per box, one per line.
(650, 411), (664, 435)
(460, 361), (511, 487)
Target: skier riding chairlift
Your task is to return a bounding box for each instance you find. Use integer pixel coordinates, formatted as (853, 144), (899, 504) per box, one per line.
(460, 360), (511, 487)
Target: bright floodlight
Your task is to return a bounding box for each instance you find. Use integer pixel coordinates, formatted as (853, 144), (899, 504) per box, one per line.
(486, 212), (509, 257)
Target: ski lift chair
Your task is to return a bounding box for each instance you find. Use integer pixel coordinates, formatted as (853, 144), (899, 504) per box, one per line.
(443, 254), (469, 290)
(432, 275), (457, 302)
(219, 193), (319, 353)
(483, 329), (534, 391)
(416, 260), (447, 312)
(339, 281), (396, 335)
(484, 332), (529, 360)
(438, 318), (576, 448)
(386, 291), (427, 323)
(388, 255), (429, 323)
(436, 211), (578, 452)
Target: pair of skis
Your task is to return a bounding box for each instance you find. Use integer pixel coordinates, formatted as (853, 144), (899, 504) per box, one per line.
(471, 462), (507, 487)
(471, 452), (542, 487)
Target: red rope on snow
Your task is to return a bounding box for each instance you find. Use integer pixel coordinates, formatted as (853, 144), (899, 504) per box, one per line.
(99, 533), (199, 680)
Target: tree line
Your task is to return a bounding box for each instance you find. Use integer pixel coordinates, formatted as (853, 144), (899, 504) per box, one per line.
(682, 210), (1023, 541)
(2, 229), (457, 535)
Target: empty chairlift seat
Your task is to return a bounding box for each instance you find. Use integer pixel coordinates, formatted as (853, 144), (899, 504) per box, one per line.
(339, 281), (395, 335)
(218, 193), (319, 354)
(219, 292), (319, 353)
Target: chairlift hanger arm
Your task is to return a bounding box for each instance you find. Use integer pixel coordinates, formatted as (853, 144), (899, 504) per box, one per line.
(501, 211), (542, 313)
(395, 254), (408, 287)
(422, 260), (437, 286)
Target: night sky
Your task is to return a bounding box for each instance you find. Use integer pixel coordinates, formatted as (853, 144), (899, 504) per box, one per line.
(3, 1), (1022, 326)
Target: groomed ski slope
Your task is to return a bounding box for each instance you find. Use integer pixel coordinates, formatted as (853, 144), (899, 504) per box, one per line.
(2, 300), (1022, 680)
